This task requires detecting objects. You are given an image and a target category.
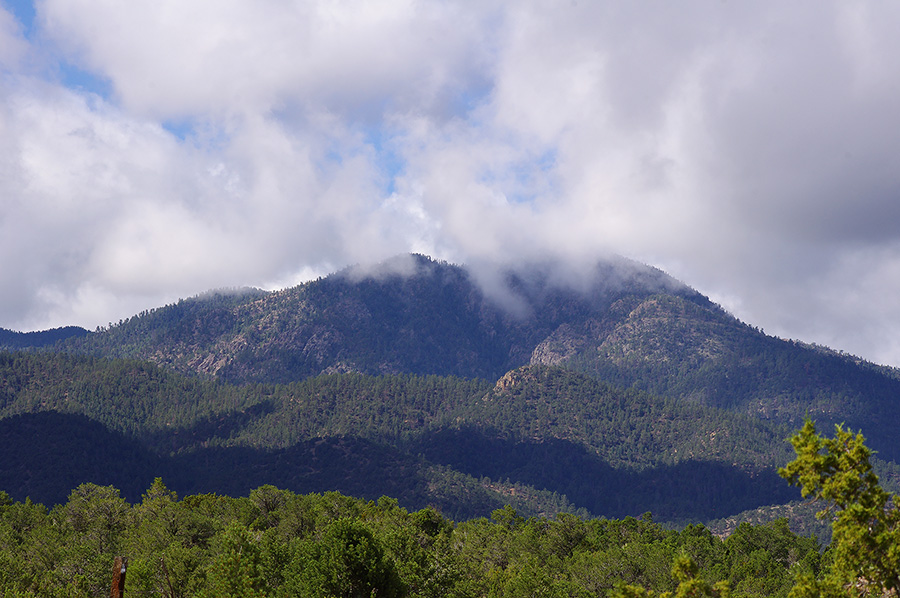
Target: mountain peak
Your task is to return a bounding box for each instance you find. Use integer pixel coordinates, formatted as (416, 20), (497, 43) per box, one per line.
(64, 252), (714, 384)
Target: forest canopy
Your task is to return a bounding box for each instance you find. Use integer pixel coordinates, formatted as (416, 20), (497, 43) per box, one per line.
(0, 480), (820, 598)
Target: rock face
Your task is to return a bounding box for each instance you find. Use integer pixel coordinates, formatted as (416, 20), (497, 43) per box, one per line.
(530, 323), (589, 366)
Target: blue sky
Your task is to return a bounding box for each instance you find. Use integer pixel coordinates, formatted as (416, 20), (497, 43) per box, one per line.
(3, 0), (900, 367)
(3, 0), (32, 35)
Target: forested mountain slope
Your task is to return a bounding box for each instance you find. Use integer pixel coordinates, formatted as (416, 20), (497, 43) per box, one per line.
(0, 351), (576, 519)
(544, 292), (900, 461)
(0, 351), (798, 521)
(59, 254), (900, 461)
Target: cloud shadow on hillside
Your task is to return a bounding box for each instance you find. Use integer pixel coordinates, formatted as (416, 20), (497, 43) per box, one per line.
(411, 426), (800, 521)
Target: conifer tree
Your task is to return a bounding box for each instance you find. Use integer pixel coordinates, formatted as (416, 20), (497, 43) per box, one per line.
(779, 419), (900, 597)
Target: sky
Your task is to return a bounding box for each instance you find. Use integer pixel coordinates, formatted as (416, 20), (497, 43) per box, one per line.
(2, 1), (900, 366)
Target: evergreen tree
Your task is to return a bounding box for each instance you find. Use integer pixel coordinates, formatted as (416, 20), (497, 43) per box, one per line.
(779, 419), (900, 597)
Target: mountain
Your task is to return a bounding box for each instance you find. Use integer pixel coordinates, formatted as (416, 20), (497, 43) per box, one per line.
(3, 253), (900, 529)
(61, 254), (900, 457)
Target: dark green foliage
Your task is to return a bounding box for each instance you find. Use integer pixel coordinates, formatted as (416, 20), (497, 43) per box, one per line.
(0, 350), (805, 522)
(0, 326), (89, 350)
(724, 519), (820, 596)
(610, 554), (731, 598)
(0, 411), (161, 505)
(410, 365), (798, 520)
(0, 351), (263, 448)
(780, 420), (900, 596)
(0, 405), (565, 520)
(449, 365), (793, 471)
(0, 483), (821, 597)
(287, 517), (406, 597)
(201, 522), (267, 598)
(412, 427), (796, 521)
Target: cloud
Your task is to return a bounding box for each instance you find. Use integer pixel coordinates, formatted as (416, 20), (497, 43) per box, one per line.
(0, 5), (28, 70)
(0, 81), (408, 327)
(3, 1), (900, 367)
(37, 0), (495, 121)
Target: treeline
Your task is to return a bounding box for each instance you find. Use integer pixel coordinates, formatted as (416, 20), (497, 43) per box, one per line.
(0, 351), (492, 453)
(0, 481), (822, 598)
(0, 351), (267, 444)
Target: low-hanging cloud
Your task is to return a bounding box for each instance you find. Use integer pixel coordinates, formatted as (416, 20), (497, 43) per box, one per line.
(3, 0), (900, 366)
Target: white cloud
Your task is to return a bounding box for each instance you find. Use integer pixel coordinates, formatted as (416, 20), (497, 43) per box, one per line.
(0, 5), (28, 70)
(37, 0), (495, 121)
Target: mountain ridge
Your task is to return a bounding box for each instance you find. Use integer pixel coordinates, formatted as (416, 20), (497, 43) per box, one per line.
(59, 254), (712, 382)
(0, 325), (89, 349)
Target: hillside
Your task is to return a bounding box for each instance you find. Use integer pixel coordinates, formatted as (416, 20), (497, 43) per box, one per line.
(0, 351), (798, 522)
(551, 292), (900, 462)
(0, 352), (582, 519)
